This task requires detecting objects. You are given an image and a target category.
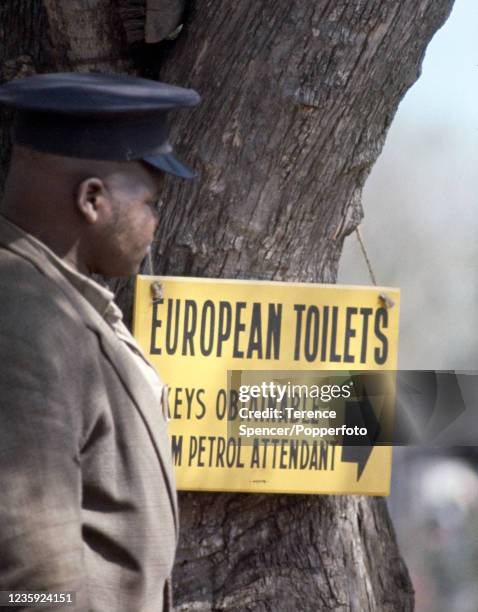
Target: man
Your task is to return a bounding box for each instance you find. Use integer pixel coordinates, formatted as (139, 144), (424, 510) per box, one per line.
(0, 72), (200, 610)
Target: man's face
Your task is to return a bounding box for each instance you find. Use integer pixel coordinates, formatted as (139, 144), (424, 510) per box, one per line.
(92, 162), (163, 277)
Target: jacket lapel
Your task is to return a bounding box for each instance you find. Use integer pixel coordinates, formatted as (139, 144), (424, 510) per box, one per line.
(93, 326), (179, 534)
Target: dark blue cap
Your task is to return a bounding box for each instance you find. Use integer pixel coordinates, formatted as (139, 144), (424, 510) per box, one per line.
(0, 72), (201, 179)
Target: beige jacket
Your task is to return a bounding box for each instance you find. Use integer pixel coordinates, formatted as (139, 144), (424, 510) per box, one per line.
(0, 216), (178, 611)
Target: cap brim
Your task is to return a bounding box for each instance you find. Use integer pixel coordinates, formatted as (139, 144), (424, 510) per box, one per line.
(142, 152), (198, 179)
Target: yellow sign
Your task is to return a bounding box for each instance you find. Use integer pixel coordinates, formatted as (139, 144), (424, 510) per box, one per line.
(133, 276), (399, 496)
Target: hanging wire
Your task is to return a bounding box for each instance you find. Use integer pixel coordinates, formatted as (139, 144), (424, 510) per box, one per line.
(355, 226), (395, 308)
(355, 226), (378, 286)
(144, 249), (163, 303)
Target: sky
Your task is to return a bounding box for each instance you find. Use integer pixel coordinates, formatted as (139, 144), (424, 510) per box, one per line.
(338, 0), (478, 370)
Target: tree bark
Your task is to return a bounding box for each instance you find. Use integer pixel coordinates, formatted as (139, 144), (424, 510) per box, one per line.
(0, 0), (454, 610)
(0, 1), (53, 188)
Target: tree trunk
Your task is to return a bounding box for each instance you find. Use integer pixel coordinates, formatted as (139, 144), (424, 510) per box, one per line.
(0, 0), (454, 609)
(0, 1), (52, 188)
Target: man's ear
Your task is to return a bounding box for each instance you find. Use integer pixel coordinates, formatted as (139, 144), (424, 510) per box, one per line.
(76, 177), (108, 224)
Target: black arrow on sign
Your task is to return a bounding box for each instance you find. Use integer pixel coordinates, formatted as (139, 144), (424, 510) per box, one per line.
(341, 389), (381, 481)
